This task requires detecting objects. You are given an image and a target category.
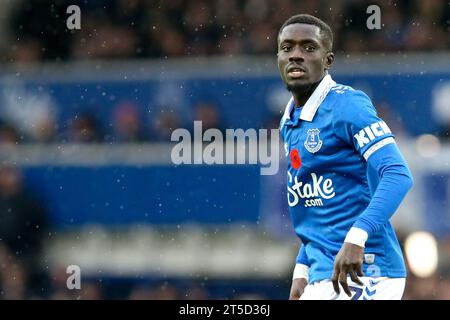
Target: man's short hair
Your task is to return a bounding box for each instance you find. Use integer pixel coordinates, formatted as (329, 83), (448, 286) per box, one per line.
(279, 14), (333, 50)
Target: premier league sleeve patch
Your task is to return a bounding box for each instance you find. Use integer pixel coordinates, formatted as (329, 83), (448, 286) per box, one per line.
(304, 129), (323, 153)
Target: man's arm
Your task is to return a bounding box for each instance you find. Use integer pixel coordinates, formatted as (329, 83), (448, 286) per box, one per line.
(331, 143), (413, 296)
(290, 244), (310, 300)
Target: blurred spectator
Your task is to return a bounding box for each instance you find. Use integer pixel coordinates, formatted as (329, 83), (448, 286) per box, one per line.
(128, 285), (157, 300)
(11, 38), (43, 64)
(79, 282), (103, 300)
(48, 266), (76, 300)
(128, 282), (181, 300)
(183, 1), (221, 56)
(403, 275), (439, 300)
(436, 277), (450, 300)
(149, 109), (183, 142)
(9, 0), (72, 62)
(0, 84), (58, 143)
(112, 102), (146, 142)
(192, 101), (225, 133)
(71, 20), (139, 60)
(151, 24), (188, 57)
(152, 282), (181, 300)
(67, 112), (103, 143)
(375, 101), (410, 138)
(369, 3), (406, 52)
(185, 283), (209, 299)
(233, 293), (268, 300)
(0, 121), (21, 144)
(33, 114), (58, 143)
(0, 166), (49, 298)
(247, 21), (277, 54)
(0, 246), (27, 299)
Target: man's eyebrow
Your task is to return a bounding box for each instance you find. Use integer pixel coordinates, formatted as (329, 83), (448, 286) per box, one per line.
(279, 38), (321, 45)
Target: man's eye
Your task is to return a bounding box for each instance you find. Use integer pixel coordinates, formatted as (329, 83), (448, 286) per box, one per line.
(281, 46), (291, 52)
(305, 45), (316, 52)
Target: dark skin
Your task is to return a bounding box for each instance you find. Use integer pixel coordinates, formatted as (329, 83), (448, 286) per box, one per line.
(277, 23), (364, 299)
(331, 243), (364, 296)
(277, 23), (333, 106)
(289, 278), (307, 300)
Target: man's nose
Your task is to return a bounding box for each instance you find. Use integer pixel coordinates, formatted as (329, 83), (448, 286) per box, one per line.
(289, 46), (304, 61)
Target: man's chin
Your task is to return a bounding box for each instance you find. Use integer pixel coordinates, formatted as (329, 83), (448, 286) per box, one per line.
(286, 80), (312, 93)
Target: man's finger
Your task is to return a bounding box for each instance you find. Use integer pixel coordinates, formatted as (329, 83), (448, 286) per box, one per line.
(331, 268), (340, 294)
(339, 271), (351, 297)
(357, 263), (364, 277)
(289, 293), (300, 300)
(349, 269), (363, 286)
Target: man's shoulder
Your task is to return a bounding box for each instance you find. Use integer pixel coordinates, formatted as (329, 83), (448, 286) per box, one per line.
(329, 83), (371, 102)
(327, 83), (374, 114)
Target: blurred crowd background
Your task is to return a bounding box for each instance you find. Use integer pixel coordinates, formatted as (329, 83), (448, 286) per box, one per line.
(0, 0), (448, 300)
(1, 0), (449, 63)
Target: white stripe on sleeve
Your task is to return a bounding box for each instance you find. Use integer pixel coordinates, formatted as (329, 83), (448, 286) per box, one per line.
(363, 137), (395, 161)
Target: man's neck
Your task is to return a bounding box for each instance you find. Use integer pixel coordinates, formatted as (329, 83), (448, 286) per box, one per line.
(292, 76), (324, 107)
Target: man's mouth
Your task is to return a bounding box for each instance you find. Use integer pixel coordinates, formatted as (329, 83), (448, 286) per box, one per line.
(286, 66), (306, 78)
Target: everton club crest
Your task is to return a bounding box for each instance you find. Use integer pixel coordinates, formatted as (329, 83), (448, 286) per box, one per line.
(304, 128), (322, 153)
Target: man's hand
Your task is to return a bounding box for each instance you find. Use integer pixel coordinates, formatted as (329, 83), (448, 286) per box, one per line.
(331, 242), (365, 297)
(289, 278), (308, 300)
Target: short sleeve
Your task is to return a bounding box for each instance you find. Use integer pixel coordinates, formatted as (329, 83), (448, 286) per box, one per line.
(332, 90), (395, 161)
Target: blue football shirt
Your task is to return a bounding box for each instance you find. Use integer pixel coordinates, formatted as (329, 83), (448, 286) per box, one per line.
(279, 74), (406, 284)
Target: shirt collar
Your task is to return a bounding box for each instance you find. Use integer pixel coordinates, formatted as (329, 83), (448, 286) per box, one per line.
(280, 74), (336, 128)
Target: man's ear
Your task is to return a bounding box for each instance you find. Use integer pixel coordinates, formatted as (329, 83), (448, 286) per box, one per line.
(324, 52), (335, 70)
